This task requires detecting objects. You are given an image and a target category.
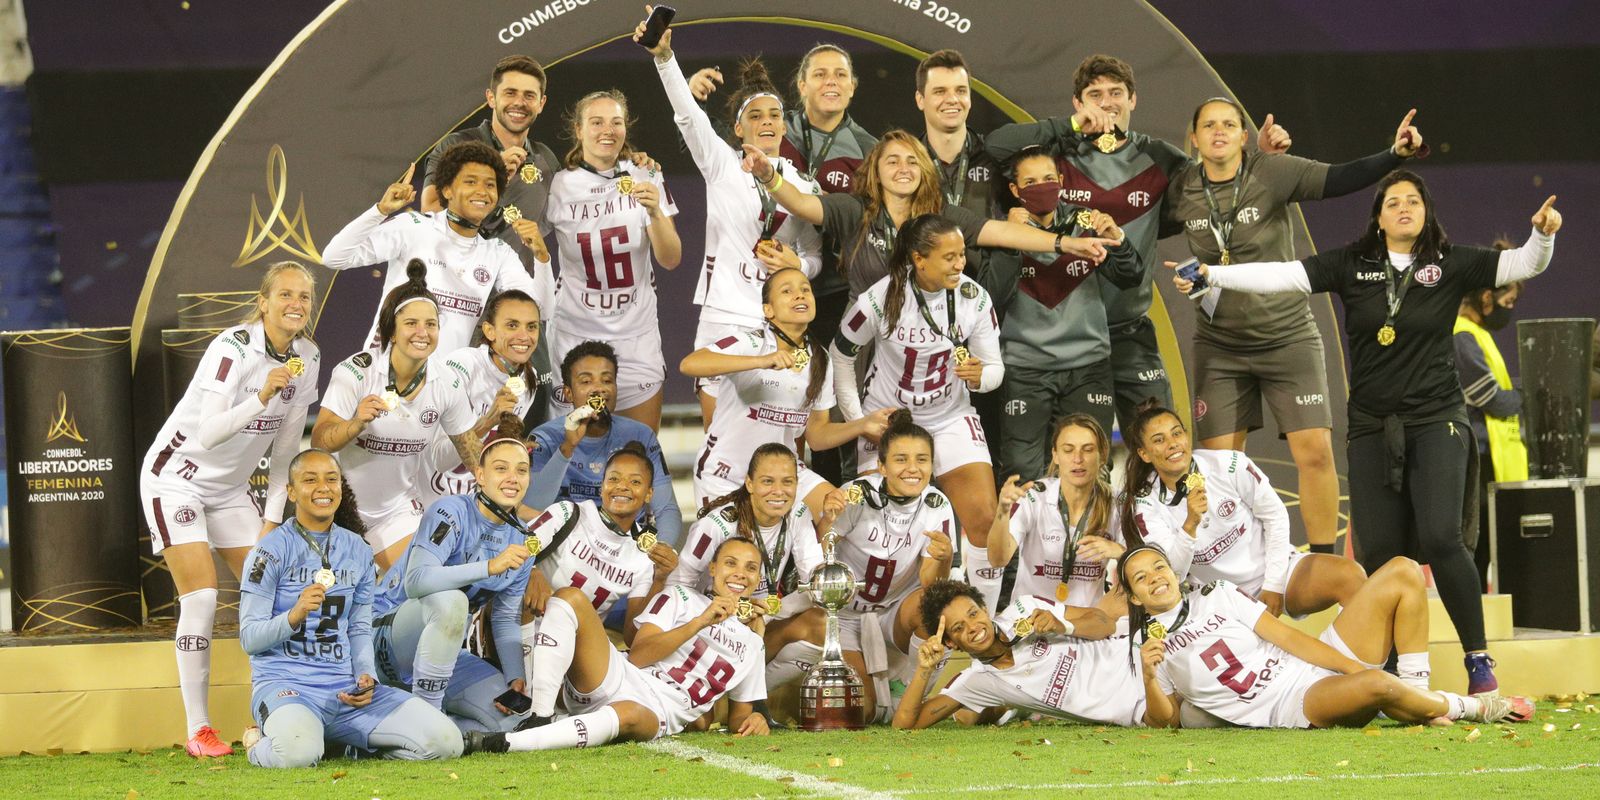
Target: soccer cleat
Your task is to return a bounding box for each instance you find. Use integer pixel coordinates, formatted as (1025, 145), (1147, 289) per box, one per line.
(240, 726), (262, 752)
(1464, 652), (1499, 695)
(513, 714), (553, 732)
(1470, 693), (1536, 724)
(463, 731), (509, 755)
(185, 726), (234, 758)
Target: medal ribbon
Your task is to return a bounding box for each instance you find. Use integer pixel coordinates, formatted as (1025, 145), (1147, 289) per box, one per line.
(1159, 462), (1202, 507)
(1380, 253), (1420, 335)
(753, 177), (783, 241)
(1200, 160), (1246, 261)
(1053, 489), (1096, 588)
(876, 207), (899, 256)
(910, 284), (963, 352)
(386, 356), (427, 399)
(800, 116), (843, 182)
(474, 487), (529, 534)
(291, 520), (333, 573)
(263, 334), (297, 364)
(925, 133), (970, 209)
(1138, 597), (1192, 644)
(768, 324), (810, 358)
(579, 161), (631, 190)
(749, 514), (791, 598)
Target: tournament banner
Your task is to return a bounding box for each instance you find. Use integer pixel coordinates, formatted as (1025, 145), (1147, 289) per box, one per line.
(177, 291), (259, 332)
(2, 328), (140, 632)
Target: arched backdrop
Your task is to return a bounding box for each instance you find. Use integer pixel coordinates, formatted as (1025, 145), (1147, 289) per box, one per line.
(130, 0), (1351, 543)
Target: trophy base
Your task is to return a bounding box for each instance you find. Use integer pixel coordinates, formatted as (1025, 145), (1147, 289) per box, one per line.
(798, 664), (867, 731)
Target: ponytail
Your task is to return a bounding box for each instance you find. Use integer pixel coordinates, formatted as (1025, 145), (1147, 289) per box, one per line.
(882, 213), (961, 327)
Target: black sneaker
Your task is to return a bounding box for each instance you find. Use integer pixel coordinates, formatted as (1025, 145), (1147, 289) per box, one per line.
(463, 731), (509, 755)
(513, 714), (553, 732)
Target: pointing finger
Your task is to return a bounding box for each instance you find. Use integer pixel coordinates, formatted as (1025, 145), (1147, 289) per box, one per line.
(1538, 195), (1557, 215)
(402, 163), (415, 184)
(1398, 108), (1417, 132)
(1261, 112), (1275, 132)
(935, 615), (946, 640)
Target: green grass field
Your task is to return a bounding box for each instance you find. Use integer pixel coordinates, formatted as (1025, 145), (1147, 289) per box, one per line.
(6, 703), (1598, 799)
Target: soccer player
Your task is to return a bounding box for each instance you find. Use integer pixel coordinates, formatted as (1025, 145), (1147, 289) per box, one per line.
(892, 579), (1137, 729)
(526, 341), (683, 547)
(421, 289), (542, 507)
(520, 442), (680, 656)
(680, 268), (891, 514)
(637, 19), (823, 423)
(370, 416), (550, 728)
(1116, 403), (1364, 618)
(825, 411), (956, 720)
(542, 89), (681, 431)
(468, 537), (770, 753)
(1167, 99), (1426, 554)
(1123, 545), (1533, 728)
(985, 147), (1142, 473)
(312, 262), (480, 571)
(829, 215), (1005, 605)
(987, 414), (1126, 609)
(323, 142), (554, 356)
(239, 450), (462, 767)
(1175, 175), (1560, 693)
(141, 261), (321, 757)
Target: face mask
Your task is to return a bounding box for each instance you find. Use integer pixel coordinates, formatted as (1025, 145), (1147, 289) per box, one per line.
(1482, 303), (1513, 331)
(1016, 182), (1062, 216)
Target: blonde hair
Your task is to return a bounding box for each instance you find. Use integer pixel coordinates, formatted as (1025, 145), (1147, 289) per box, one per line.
(563, 89), (637, 169)
(244, 261), (317, 340)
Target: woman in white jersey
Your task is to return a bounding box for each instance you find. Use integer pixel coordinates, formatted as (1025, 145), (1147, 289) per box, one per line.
(1117, 403), (1365, 618)
(1123, 545), (1533, 729)
(421, 289), (541, 507)
(831, 214), (1006, 603)
(141, 261), (321, 758)
(518, 441), (680, 667)
(829, 411), (956, 719)
(636, 22), (823, 423)
(313, 261), (480, 571)
(543, 89), (682, 431)
(681, 268), (892, 515)
(988, 414), (1125, 611)
(322, 141), (553, 355)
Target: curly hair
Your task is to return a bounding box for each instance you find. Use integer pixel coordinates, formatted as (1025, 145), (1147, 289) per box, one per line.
(431, 140), (507, 202)
(919, 578), (985, 639)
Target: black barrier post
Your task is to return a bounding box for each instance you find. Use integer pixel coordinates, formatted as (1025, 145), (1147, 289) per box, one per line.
(2, 328), (141, 632)
(1517, 318), (1596, 479)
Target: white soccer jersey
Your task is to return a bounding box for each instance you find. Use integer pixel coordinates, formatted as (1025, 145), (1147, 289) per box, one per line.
(321, 348), (475, 532)
(531, 500), (657, 615)
(544, 161), (679, 341)
(143, 322), (320, 509)
(668, 501), (824, 597)
(654, 56), (823, 329)
(1132, 450), (1292, 597)
(1150, 581), (1329, 728)
(693, 327), (834, 487)
(832, 475), (952, 614)
(839, 273), (1001, 430)
(635, 585), (768, 713)
(941, 594), (1147, 727)
(418, 345), (537, 505)
(1006, 477), (1123, 607)
(322, 207), (555, 356)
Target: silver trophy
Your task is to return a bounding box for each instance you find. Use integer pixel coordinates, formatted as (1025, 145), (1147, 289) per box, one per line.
(799, 532), (867, 730)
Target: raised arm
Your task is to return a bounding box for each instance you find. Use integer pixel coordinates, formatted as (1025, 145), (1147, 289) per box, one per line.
(323, 165), (415, 270)
(742, 145), (823, 225)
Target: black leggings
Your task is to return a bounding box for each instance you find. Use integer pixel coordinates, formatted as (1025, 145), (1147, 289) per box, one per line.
(1347, 420), (1487, 651)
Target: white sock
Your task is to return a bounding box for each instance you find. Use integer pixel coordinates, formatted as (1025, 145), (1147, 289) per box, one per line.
(176, 588), (217, 737)
(1441, 691), (1483, 721)
(765, 641), (823, 688)
(525, 596), (579, 717)
(1397, 652), (1431, 691)
(964, 547), (1003, 611)
(507, 705), (621, 751)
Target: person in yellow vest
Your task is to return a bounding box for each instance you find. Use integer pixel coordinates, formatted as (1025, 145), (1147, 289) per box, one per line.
(1454, 237), (1528, 583)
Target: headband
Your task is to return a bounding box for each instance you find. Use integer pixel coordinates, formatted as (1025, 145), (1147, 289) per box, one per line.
(394, 295), (439, 314)
(736, 91), (783, 120)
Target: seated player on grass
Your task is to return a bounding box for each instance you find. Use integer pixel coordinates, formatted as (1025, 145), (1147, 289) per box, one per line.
(466, 538), (772, 753)
(239, 450), (462, 767)
(892, 579), (1145, 729)
(369, 415), (552, 733)
(1123, 544), (1534, 728)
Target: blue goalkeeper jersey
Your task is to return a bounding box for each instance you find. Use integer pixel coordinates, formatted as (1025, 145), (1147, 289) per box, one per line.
(240, 521), (377, 688)
(372, 492), (533, 617)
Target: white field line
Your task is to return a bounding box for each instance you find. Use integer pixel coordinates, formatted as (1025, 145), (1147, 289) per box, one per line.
(644, 738), (899, 800)
(885, 761), (1600, 794)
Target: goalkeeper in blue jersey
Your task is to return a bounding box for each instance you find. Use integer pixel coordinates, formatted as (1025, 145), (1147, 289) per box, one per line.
(239, 449), (462, 767)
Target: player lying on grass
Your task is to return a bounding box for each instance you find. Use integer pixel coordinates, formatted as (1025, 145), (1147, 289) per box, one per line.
(239, 450), (462, 767)
(1122, 544), (1534, 728)
(465, 537), (771, 753)
(892, 579), (1146, 729)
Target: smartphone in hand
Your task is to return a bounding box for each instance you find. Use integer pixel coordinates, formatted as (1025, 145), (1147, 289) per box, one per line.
(495, 688), (533, 714)
(637, 5), (676, 48)
(1176, 258), (1211, 299)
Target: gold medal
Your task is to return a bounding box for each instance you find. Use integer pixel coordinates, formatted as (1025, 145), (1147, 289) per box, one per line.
(755, 238), (777, 251)
(587, 395), (608, 413)
(1145, 619), (1167, 641)
(1056, 583), (1069, 602)
(524, 535), (541, 554)
(1095, 130), (1118, 154)
(636, 531), (657, 553)
(1183, 472), (1205, 493)
(1075, 209), (1094, 229)
(381, 390), (401, 411)
(1377, 324), (1396, 346)
(520, 163), (540, 184)
(1012, 616), (1034, 638)
(790, 346), (810, 372)
(313, 568), (336, 589)
(736, 598), (756, 622)
(846, 483), (865, 505)
(504, 376), (526, 396)
(285, 356), (305, 377)
(952, 345), (970, 365)
(617, 175), (635, 195)
(502, 205), (523, 223)
(766, 595), (783, 616)
(1219, 248), (1232, 266)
